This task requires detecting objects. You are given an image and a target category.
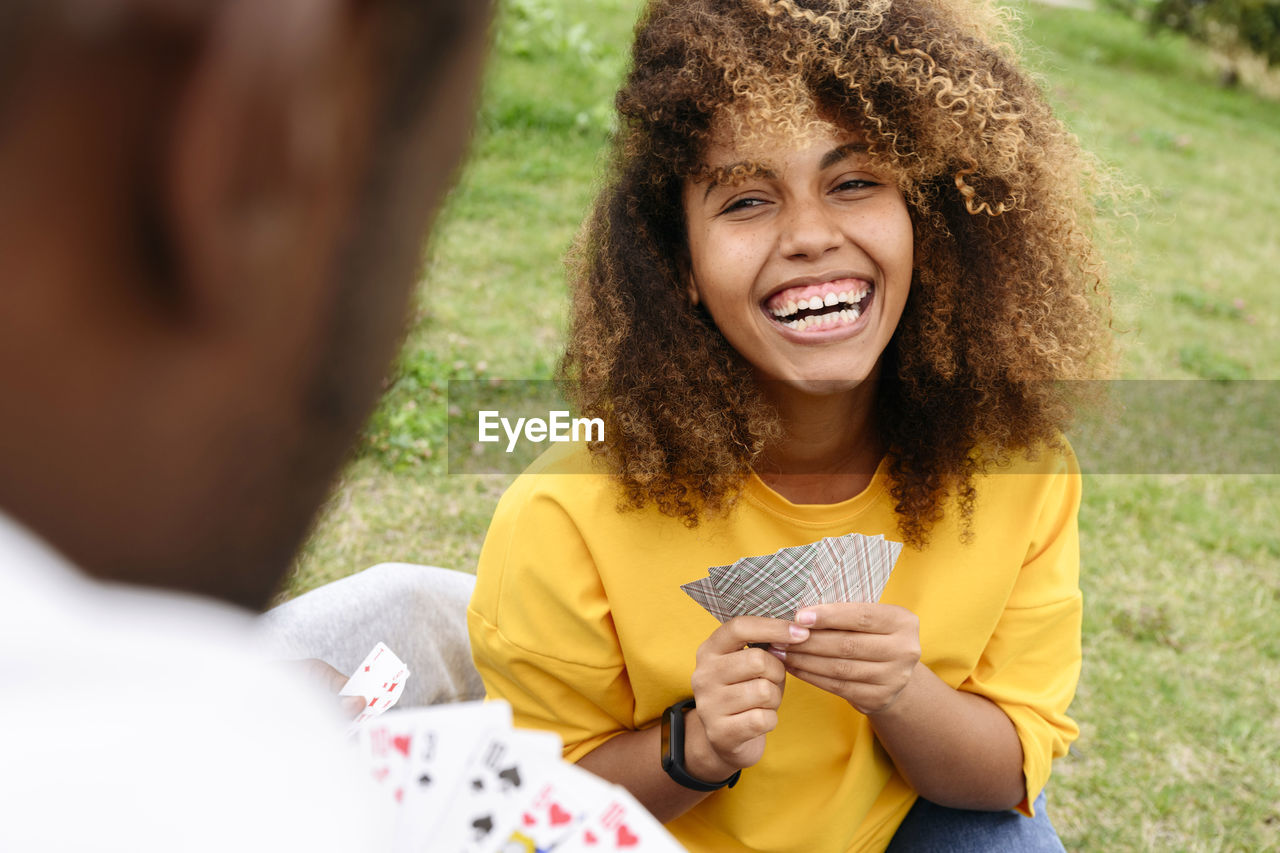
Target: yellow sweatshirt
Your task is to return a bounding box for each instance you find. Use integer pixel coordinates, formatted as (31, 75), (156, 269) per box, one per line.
(469, 442), (1081, 853)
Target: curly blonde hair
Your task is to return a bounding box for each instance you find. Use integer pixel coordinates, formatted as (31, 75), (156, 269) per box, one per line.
(562, 0), (1112, 545)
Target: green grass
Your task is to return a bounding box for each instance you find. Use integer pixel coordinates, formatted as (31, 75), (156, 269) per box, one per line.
(287, 1), (1280, 849)
(1016, 1), (1280, 381)
(1011, 11), (1280, 842)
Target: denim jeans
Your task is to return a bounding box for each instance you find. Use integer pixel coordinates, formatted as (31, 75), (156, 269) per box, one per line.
(886, 791), (1065, 852)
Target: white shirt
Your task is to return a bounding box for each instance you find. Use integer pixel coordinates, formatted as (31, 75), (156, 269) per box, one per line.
(0, 512), (376, 852)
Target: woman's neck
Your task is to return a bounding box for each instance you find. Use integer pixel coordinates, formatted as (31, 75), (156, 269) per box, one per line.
(754, 376), (883, 505)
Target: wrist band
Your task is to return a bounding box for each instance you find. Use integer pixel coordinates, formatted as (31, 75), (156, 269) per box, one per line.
(660, 699), (741, 792)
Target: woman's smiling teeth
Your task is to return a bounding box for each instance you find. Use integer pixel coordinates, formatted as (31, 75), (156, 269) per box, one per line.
(764, 278), (872, 331)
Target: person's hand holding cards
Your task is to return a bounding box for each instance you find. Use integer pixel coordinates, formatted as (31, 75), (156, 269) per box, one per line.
(682, 532), (909, 760)
(689, 615), (806, 779)
(339, 642), (411, 733)
(290, 657), (369, 718)
(779, 603), (922, 715)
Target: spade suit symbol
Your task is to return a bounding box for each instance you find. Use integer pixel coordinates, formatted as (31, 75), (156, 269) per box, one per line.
(498, 766), (522, 790)
(471, 815), (494, 838)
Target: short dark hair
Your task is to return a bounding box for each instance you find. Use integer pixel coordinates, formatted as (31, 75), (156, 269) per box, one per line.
(0, 0), (491, 128)
(0, 2), (42, 124)
(373, 0), (493, 135)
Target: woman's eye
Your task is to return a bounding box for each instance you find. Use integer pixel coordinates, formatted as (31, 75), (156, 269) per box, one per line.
(721, 197), (768, 214)
(834, 178), (877, 193)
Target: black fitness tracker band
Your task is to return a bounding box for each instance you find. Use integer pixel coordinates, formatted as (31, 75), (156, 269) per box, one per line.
(660, 699), (741, 792)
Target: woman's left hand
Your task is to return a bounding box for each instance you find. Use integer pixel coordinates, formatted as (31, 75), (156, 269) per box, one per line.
(777, 603), (921, 715)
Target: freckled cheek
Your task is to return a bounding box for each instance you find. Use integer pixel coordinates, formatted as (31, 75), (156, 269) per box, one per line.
(723, 240), (762, 273)
(697, 240), (761, 295)
(869, 212), (914, 287)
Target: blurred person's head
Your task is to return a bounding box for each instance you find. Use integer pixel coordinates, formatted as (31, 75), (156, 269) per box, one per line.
(0, 0), (492, 607)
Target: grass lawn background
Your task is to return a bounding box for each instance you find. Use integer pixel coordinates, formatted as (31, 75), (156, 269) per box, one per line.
(287, 1), (1280, 848)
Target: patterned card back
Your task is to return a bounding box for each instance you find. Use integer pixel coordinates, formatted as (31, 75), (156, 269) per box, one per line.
(681, 533), (903, 622)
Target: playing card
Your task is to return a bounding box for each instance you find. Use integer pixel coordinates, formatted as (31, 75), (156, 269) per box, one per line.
(682, 533), (903, 622)
(433, 727), (562, 853)
(838, 533), (898, 604)
(341, 642), (411, 731)
(725, 543), (813, 619)
(680, 577), (723, 621)
(557, 784), (684, 852)
(706, 560), (743, 615)
(351, 712), (420, 847)
(506, 759), (612, 852)
(798, 535), (856, 607)
(357, 716), (416, 799)
(396, 701), (513, 852)
(807, 536), (848, 595)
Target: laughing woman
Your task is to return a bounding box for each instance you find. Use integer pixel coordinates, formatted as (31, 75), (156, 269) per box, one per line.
(468, 1), (1111, 850)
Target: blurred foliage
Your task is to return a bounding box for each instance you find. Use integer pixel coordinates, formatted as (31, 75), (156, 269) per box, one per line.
(1110, 0), (1280, 74)
(492, 0), (624, 135)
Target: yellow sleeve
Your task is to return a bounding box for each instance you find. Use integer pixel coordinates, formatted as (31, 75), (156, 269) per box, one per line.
(467, 476), (634, 762)
(959, 448), (1083, 817)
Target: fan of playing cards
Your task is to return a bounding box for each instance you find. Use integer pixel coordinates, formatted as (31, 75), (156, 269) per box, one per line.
(342, 643), (684, 853)
(681, 533), (903, 622)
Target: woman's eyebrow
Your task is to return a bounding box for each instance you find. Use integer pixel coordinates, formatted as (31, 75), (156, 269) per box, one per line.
(820, 142), (870, 171)
(700, 144), (873, 200)
(701, 161), (776, 201)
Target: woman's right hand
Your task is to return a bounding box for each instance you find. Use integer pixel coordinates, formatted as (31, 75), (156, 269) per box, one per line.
(685, 616), (809, 780)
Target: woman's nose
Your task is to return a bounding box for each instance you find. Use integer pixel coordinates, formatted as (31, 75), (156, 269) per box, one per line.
(778, 197), (843, 260)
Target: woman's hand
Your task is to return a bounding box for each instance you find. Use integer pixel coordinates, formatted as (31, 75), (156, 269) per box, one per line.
(687, 615), (807, 780)
(779, 603), (921, 715)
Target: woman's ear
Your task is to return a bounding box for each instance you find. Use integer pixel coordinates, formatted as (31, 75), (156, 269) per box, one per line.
(166, 0), (375, 328)
(684, 267), (701, 306)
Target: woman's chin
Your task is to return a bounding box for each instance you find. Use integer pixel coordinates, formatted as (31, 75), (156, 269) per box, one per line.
(756, 374), (878, 399)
